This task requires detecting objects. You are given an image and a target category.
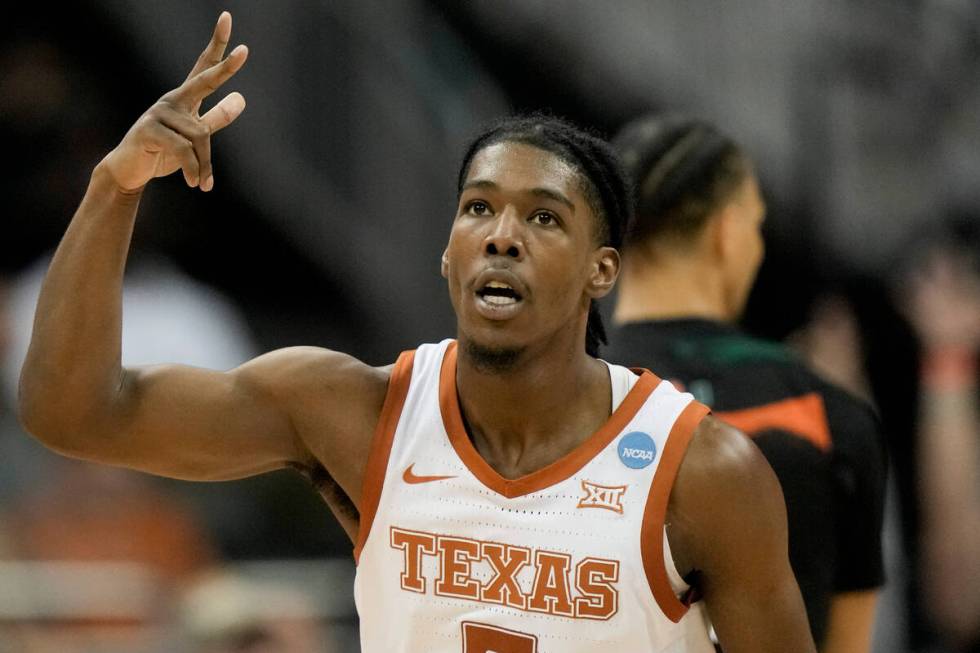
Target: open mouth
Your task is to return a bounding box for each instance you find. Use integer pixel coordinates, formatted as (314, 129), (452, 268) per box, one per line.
(476, 280), (523, 306)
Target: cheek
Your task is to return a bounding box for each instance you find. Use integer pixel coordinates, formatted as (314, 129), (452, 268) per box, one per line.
(442, 240), (460, 291)
(444, 229), (466, 272)
(539, 254), (592, 311)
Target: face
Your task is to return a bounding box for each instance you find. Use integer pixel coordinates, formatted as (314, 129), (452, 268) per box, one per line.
(442, 141), (619, 357)
(721, 172), (767, 319)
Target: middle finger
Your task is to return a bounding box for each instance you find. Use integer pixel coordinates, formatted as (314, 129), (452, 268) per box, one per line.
(185, 12), (233, 84)
(169, 44), (248, 111)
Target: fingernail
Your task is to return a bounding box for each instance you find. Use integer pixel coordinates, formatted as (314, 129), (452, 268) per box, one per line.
(202, 176), (214, 192)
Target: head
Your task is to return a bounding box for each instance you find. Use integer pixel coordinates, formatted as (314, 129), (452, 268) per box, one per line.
(613, 114), (766, 320)
(443, 116), (632, 368)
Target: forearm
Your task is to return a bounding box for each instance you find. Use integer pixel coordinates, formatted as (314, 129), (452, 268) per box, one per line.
(920, 349), (980, 517)
(919, 348), (980, 640)
(18, 161), (142, 441)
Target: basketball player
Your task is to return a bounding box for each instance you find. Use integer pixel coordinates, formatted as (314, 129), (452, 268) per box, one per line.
(606, 115), (886, 652)
(17, 13), (815, 652)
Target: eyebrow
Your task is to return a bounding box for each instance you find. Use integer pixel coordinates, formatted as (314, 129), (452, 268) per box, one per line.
(461, 179), (575, 212)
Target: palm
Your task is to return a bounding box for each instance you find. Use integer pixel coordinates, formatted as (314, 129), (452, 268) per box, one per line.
(110, 133), (180, 188)
(151, 139), (193, 181)
(906, 251), (980, 349)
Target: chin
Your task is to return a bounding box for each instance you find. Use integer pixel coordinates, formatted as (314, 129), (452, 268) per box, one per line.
(457, 327), (528, 373)
(463, 339), (525, 373)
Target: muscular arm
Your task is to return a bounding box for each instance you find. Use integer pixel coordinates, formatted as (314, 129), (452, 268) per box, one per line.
(17, 13), (386, 506)
(667, 416), (816, 653)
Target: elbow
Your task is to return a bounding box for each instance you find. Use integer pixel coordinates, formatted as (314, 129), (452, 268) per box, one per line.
(17, 387), (71, 452)
(16, 374), (48, 440)
(17, 362), (59, 440)
(17, 375), (104, 455)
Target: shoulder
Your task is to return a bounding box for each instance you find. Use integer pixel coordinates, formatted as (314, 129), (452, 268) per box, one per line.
(731, 343), (885, 456)
(667, 415), (786, 576)
(233, 346), (405, 502)
(811, 376), (882, 434)
(719, 333), (798, 365)
(233, 346), (396, 455)
(789, 367), (886, 463)
(677, 416), (780, 511)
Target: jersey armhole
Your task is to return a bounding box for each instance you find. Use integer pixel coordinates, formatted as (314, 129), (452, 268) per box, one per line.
(353, 349), (416, 563)
(640, 399), (711, 622)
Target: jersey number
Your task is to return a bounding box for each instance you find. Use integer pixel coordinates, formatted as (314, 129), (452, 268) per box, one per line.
(461, 621), (538, 653)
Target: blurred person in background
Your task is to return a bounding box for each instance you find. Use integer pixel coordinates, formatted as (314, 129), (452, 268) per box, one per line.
(0, 21), (299, 652)
(0, 5), (354, 562)
(606, 114), (887, 653)
(16, 11), (817, 652)
(1, 274), (217, 650)
(794, 222), (980, 653)
(178, 572), (328, 653)
(900, 224), (980, 653)
(5, 459), (215, 581)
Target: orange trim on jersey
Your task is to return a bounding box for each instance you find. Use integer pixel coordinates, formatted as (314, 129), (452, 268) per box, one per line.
(641, 399), (710, 623)
(716, 392), (832, 453)
(439, 340), (662, 499)
(354, 349), (416, 564)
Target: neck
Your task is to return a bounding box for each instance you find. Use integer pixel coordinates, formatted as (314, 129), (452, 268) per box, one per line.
(613, 247), (730, 324)
(454, 332), (611, 479)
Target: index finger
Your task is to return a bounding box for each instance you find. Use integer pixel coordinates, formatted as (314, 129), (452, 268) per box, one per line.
(172, 44), (248, 109)
(185, 11), (232, 83)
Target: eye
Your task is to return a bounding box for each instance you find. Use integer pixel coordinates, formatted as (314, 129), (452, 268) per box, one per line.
(530, 211), (557, 226)
(466, 200), (492, 216)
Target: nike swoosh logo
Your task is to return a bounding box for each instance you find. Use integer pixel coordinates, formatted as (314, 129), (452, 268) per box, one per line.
(402, 463), (456, 484)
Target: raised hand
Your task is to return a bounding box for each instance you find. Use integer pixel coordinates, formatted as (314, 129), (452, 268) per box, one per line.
(903, 247), (980, 351)
(102, 12), (248, 193)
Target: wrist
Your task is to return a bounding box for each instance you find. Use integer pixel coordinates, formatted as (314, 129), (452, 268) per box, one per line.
(921, 347), (977, 390)
(93, 155), (146, 199)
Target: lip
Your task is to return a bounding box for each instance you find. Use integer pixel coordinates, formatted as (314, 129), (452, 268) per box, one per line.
(472, 268), (528, 299)
(474, 294), (524, 321)
(471, 267), (528, 321)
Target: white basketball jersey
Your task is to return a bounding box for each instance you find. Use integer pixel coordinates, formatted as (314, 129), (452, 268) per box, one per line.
(354, 339), (714, 652)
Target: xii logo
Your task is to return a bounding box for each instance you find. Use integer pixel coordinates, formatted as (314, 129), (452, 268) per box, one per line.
(576, 480), (628, 514)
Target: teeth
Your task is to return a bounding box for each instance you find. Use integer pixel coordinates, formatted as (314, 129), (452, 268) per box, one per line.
(482, 295), (517, 306)
(486, 281), (512, 290)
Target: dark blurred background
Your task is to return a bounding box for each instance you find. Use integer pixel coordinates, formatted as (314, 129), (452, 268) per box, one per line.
(2, 1), (979, 651)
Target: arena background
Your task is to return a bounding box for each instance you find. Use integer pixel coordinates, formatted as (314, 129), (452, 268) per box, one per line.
(2, 1), (979, 651)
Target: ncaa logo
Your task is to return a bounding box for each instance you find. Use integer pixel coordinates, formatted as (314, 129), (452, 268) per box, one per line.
(617, 431), (657, 469)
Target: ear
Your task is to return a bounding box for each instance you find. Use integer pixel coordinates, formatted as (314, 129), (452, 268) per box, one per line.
(440, 248), (449, 279)
(586, 246), (621, 299)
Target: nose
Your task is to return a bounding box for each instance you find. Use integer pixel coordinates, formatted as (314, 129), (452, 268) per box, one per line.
(483, 208), (525, 260)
